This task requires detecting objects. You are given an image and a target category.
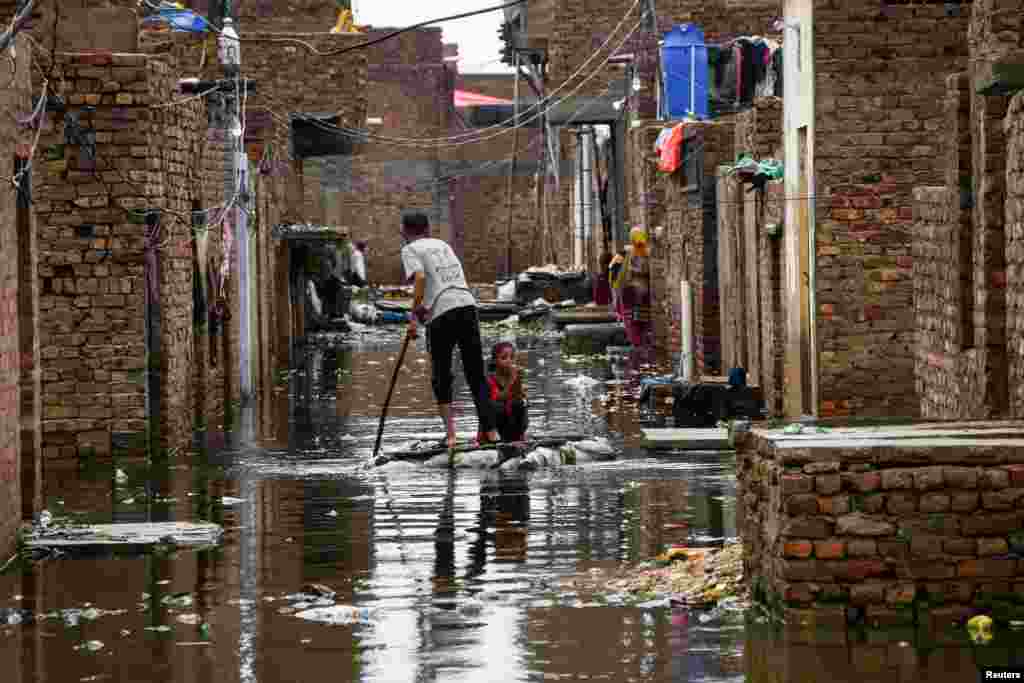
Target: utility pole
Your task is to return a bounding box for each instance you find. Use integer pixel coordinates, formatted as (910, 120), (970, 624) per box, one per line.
(219, 0), (252, 400)
(504, 51), (520, 279)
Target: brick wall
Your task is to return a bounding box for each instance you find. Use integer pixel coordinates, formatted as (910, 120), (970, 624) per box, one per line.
(149, 57), (203, 450)
(0, 37), (30, 559)
(738, 425), (1024, 625)
(913, 0), (1023, 421)
(968, 0), (1024, 68)
(813, 1), (969, 419)
(34, 53), (153, 458)
(1007, 92), (1024, 417)
(548, 0), (782, 100)
(629, 119), (733, 366)
(731, 97), (785, 414)
(330, 29), (451, 285)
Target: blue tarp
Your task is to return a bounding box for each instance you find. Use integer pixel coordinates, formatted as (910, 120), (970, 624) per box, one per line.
(142, 6), (210, 33)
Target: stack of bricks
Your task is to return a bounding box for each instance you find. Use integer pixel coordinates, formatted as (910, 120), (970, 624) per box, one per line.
(812, 0), (969, 420)
(737, 426), (1024, 629)
(0, 36), (30, 559)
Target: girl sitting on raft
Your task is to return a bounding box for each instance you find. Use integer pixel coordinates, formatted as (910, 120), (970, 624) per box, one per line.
(487, 342), (528, 443)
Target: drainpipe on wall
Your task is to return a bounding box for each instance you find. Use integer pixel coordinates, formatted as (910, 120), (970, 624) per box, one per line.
(219, 1), (252, 400)
(573, 129), (584, 268)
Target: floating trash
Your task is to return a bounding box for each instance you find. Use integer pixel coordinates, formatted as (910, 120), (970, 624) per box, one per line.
(221, 497), (245, 506)
(340, 434), (358, 442)
(782, 424), (803, 434)
(968, 614), (993, 644)
(145, 625), (173, 633)
(161, 593), (194, 609)
(176, 614), (202, 625)
(74, 640), (105, 652)
(115, 469), (128, 484)
(565, 375), (600, 391)
(456, 599), (485, 617)
(294, 605), (372, 626)
(326, 510), (339, 518)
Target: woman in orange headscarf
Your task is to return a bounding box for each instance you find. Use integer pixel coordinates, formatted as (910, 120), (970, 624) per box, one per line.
(612, 226), (653, 348)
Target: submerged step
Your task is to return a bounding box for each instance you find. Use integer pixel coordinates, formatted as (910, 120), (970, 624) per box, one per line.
(641, 428), (731, 450)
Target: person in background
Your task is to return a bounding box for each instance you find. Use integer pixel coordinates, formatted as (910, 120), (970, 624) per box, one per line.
(609, 248), (627, 320)
(401, 212), (498, 449)
(615, 226), (653, 348)
(349, 239), (368, 288)
(593, 252), (613, 308)
(487, 341), (528, 443)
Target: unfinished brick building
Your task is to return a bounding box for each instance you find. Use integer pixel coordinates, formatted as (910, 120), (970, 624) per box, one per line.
(10, 0), (367, 474)
(686, 1), (970, 419)
(0, 36), (33, 561)
(914, 0), (1024, 420)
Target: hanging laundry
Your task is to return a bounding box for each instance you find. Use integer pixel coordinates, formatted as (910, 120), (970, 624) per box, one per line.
(772, 49), (783, 97)
(654, 126), (674, 154)
(658, 123), (686, 174)
(707, 44), (737, 115)
(725, 154), (784, 190)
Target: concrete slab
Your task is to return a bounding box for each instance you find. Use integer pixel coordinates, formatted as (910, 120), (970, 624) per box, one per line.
(761, 426), (1024, 444)
(26, 522), (224, 550)
(641, 428), (731, 450)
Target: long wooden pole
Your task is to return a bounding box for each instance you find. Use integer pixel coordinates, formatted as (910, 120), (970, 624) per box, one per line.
(371, 331), (412, 459)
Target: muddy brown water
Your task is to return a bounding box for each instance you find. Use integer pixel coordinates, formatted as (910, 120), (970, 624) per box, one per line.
(1, 328), (1022, 682)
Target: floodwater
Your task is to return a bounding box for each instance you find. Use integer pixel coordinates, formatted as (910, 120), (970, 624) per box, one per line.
(1, 326), (1022, 683)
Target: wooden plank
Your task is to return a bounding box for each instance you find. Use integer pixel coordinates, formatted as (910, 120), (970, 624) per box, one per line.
(550, 309), (618, 326)
(641, 428), (730, 450)
(26, 522), (224, 549)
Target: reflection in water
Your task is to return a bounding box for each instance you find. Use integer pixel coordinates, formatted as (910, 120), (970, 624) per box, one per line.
(2, 335), (1023, 682)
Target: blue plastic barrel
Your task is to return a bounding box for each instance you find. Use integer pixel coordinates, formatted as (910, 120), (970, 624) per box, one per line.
(661, 24), (709, 120)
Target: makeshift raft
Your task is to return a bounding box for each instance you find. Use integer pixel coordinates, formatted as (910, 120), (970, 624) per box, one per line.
(374, 433), (614, 470)
(24, 521), (224, 551)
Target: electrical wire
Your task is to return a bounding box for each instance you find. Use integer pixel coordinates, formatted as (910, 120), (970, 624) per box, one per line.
(306, 0), (643, 145)
(255, 17), (644, 150)
(0, 0), (35, 54)
(142, 0), (529, 58)
(144, 0), (641, 146)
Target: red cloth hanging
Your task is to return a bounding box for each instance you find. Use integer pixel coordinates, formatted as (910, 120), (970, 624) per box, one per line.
(658, 123), (686, 173)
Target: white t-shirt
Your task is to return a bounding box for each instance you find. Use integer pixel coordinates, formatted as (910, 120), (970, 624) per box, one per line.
(401, 238), (476, 323)
(350, 244), (366, 283)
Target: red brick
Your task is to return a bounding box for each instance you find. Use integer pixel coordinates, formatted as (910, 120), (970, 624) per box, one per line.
(827, 559), (889, 581)
(815, 540), (846, 560)
(781, 540), (812, 559)
(958, 559), (1017, 578)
